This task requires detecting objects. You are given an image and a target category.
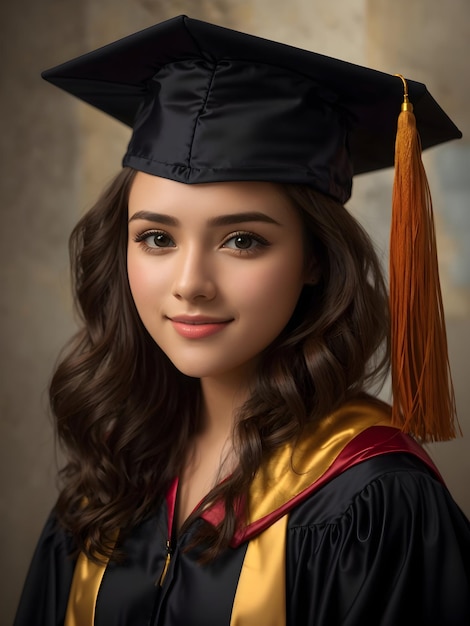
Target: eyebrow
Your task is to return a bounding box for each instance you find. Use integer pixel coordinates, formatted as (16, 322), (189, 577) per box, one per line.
(128, 210), (281, 227)
(128, 211), (178, 226)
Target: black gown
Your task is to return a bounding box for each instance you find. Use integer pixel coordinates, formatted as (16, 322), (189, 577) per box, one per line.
(14, 401), (470, 626)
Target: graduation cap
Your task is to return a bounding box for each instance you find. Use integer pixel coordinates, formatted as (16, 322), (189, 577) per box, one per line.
(42, 15), (461, 441)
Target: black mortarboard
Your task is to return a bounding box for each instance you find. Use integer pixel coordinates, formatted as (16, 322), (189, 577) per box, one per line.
(41, 15), (461, 204)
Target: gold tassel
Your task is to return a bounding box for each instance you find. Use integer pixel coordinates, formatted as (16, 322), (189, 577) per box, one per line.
(390, 74), (458, 442)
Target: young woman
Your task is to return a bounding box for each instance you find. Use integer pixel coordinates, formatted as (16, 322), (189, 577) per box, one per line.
(14, 15), (470, 626)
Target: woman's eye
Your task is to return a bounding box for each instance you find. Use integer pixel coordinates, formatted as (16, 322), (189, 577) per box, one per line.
(135, 231), (175, 249)
(223, 232), (268, 252)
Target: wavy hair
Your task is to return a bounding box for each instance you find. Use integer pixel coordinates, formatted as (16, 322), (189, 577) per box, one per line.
(50, 169), (389, 561)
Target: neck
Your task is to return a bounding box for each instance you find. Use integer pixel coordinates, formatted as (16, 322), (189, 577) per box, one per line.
(175, 373), (253, 526)
(199, 371), (252, 440)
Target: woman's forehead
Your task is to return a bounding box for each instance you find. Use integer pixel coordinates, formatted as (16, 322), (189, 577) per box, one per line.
(128, 173), (300, 225)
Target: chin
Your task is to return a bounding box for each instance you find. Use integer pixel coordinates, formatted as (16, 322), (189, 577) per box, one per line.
(165, 357), (219, 379)
(167, 356), (251, 382)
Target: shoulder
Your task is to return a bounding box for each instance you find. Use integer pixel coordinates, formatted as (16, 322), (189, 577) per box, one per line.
(285, 453), (470, 626)
(288, 451), (454, 528)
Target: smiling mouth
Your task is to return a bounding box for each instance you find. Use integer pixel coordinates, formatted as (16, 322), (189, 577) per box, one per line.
(169, 317), (232, 339)
(169, 316), (232, 324)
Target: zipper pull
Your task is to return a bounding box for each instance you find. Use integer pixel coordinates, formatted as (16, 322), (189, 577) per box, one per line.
(158, 539), (172, 587)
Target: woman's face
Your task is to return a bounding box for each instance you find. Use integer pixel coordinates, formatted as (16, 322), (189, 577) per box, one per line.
(127, 172), (309, 383)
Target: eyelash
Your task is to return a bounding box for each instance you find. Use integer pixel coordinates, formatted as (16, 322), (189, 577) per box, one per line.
(133, 230), (174, 251)
(222, 231), (270, 255)
(133, 229), (270, 256)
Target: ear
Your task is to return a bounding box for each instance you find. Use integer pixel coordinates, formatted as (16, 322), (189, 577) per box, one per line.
(304, 255), (321, 286)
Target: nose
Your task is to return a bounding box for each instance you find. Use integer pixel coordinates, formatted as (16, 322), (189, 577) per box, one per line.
(172, 245), (217, 302)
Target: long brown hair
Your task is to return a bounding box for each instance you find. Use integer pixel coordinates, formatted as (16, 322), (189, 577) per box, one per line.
(50, 169), (389, 561)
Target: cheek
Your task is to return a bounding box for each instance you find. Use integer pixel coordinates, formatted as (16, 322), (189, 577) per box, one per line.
(127, 255), (142, 301)
(236, 254), (305, 319)
(127, 254), (160, 309)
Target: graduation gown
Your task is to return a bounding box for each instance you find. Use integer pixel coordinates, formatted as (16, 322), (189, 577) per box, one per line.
(14, 399), (470, 626)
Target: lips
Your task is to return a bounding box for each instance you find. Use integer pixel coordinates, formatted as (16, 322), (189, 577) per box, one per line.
(168, 315), (233, 339)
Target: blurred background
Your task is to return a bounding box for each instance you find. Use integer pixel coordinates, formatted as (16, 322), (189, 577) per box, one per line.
(1, 0), (469, 623)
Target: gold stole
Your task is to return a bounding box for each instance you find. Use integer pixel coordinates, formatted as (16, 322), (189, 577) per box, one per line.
(231, 515), (288, 626)
(229, 398), (391, 625)
(64, 551), (112, 626)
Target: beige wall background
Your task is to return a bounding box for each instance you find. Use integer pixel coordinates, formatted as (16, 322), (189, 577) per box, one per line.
(1, 0), (469, 623)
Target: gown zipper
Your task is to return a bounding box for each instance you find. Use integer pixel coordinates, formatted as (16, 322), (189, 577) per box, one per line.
(158, 539), (172, 586)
